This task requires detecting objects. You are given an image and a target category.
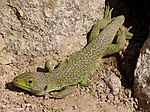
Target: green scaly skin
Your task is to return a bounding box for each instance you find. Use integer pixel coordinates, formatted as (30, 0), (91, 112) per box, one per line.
(13, 7), (133, 98)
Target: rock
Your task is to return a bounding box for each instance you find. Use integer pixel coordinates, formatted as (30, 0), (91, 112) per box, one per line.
(0, 35), (5, 51)
(0, 53), (14, 65)
(0, 0), (104, 59)
(134, 28), (150, 110)
(104, 71), (122, 95)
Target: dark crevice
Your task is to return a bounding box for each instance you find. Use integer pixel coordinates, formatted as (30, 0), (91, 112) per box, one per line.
(105, 0), (149, 92)
(7, 5), (22, 20)
(7, 4), (26, 26)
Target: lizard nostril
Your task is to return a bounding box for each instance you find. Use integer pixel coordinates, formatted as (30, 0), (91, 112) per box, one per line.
(44, 85), (47, 91)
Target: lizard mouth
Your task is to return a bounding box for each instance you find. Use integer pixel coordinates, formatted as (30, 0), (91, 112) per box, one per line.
(13, 79), (31, 92)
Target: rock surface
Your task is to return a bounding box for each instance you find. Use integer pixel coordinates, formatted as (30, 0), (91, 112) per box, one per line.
(134, 28), (150, 110)
(0, 35), (5, 51)
(104, 71), (122, 95)
(0, 0), (104, 59)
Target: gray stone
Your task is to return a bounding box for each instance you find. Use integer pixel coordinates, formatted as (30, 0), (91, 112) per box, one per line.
(0, 0), (104, 59)
(134, 28), (150, 110)
(104, 71), (122, 95)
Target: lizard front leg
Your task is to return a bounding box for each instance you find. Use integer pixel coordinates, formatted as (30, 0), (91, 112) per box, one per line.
(45, 59), (55, 72)
(50, 86), (76, 98)
(102, 27), (133, 56)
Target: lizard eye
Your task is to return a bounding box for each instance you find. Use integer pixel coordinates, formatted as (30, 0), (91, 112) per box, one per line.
(28, 80), (33, 84)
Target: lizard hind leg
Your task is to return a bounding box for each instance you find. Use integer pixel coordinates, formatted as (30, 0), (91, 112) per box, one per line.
(88, 6), (113, 43)
(116, 26), (133, 44)
(103, 5), (113, 21)
(101, 27), (133, 57)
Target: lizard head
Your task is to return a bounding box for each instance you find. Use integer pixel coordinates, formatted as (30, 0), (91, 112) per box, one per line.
(13, 71), (48, 96)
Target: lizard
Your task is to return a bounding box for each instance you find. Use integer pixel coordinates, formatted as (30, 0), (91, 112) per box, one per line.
(13, 7), (133, 98)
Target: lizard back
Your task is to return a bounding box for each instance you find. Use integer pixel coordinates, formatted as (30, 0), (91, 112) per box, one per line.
(45, 16), (125, 89)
